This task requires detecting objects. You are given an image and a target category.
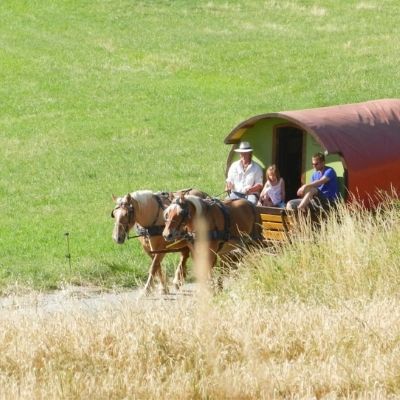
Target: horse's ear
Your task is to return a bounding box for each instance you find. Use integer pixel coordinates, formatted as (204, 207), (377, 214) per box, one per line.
(180, 187), (192, 196)
(126, 193), (132, 202)
(179, 192), (185, 202)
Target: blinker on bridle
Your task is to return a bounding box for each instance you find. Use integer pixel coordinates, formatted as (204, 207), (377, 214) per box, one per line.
(168, 199), (190, 234)
(179, 200), (190, 219)
(111, 203), (135, 225)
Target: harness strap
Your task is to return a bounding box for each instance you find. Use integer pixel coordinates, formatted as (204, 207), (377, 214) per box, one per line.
(116, 192), (172, 241)
(134, 194), (167, 238)
(213, 200), (231, 241)
(209, 200), (262, 247)
(135, 225), (165, 237)
(153, 194), (166, 211)
(148, 248), (185, 254)
(202, 199), (231, 253)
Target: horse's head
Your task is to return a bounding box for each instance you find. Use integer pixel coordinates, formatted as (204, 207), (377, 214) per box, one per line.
(111, 193), (136, 244)
(162, 194), (195, 242)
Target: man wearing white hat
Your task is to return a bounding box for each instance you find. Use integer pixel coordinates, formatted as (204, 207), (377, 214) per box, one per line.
(225, 141), (263, 204)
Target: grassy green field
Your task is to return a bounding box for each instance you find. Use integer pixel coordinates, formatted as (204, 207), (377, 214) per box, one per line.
(1, 0), (400, 292)
(2, 2), (400, 396)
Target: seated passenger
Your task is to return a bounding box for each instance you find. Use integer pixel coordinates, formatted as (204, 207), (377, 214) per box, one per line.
(258, 164), (286, 208)
(225, 141), (263, 205)
(286, 152), (339, 211)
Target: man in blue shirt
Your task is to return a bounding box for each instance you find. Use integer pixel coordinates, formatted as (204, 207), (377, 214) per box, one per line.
(287, 152), (339, 211)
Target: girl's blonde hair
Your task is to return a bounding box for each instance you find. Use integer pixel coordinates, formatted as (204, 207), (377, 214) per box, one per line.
(266, 164), (281, 181)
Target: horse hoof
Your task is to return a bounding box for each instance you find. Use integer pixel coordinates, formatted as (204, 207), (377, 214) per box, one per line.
(141, 285), (153, 297)
(173, 280), (182, 291)
(137, 290), (147, 300)
(161, 287), (170, 295)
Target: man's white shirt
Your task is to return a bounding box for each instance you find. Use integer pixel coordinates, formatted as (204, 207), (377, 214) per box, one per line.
(226, 160), (263, 194)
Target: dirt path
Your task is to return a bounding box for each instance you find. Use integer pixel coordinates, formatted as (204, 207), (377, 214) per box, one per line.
(0, 284), (198, 316)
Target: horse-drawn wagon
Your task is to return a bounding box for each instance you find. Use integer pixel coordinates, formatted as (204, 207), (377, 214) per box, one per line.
(112, 99), (400, 293)
(224, 98), (400, 242)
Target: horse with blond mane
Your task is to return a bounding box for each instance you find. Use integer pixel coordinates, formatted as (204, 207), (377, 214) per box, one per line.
(162, 195), (262, 286)
(111, 189), (208, 294)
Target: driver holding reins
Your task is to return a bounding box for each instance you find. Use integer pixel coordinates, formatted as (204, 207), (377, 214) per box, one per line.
(225, 141), (263, 205)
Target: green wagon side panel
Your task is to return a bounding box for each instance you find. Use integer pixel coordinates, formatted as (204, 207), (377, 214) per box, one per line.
(229, 118), (286, 170)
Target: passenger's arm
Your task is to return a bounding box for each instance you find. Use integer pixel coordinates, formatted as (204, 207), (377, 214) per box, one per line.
(297, 173), (329, 196)
(246, 183), (263, 194)
(246, 167), (264, 194)
(308, 174), (329, 188)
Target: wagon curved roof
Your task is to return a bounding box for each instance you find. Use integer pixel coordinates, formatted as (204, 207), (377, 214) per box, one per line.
(224, 99), (400, 202)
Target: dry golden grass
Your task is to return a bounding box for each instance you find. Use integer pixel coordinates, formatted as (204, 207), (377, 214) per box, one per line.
(241, 197), (400, 304)
(1, 294), (400, 398)
(1, 198), (400, 399)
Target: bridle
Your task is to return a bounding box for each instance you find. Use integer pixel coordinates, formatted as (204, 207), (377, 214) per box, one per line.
(165, 199), (192, 240)
(111, 201), (135, 232)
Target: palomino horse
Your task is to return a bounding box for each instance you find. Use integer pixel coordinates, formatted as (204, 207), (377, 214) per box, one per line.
(162, 195), (262, 285)
(111, 189), (208, 294)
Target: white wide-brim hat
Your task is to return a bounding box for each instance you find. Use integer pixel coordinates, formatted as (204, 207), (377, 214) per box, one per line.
(234, 141), (253, 153)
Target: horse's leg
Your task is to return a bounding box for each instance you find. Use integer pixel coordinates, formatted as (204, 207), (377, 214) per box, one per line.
(173, 248), (190, 290)
(143, 253), (168, 295)
(207, 245), (232, 293)
(143, 254), (157, 294)
(155, 253), (170, 295)
(209, 252), (227, 293)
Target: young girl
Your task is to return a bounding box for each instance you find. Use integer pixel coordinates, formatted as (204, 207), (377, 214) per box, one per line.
(258, 164), (286, 208)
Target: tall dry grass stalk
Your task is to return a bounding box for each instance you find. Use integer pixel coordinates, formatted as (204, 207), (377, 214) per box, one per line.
(1, 295), (400, 398)
(1, 199), (400, 398)
(239, 197), (400, 304)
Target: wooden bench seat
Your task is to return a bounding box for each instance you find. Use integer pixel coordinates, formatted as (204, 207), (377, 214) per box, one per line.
(256, 206), (296, 243)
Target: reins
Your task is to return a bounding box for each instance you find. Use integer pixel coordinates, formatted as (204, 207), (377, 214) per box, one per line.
(127, 233), (142, 240)
(213, 190), (230, 199)
(148, 237), (190, 254)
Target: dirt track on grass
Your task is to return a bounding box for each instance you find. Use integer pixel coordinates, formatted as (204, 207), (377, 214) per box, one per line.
(0, 283), (198, 316)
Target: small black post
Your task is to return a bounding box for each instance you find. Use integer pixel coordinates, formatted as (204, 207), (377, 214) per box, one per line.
(64, 232), (72, 273)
